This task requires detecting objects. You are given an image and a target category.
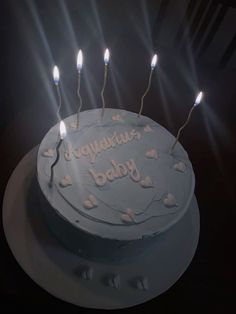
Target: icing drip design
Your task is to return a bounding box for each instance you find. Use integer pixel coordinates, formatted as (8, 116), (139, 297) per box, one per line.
(140, 176), (154, 188)
(173, 161), (186, 172)
(146, 149), (158, 159)
(60, 175), (72, 187)
(83, 194), (98, 209)
(163, 193), (178, 207)
(136, 276), (149, 291)
(42, 149), (54, 157)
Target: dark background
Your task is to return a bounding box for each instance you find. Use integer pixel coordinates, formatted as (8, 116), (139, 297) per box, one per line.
(0, 0), (235, 312)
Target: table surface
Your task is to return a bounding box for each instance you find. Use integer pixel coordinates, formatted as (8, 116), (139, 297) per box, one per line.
(0, 0), (235, 313)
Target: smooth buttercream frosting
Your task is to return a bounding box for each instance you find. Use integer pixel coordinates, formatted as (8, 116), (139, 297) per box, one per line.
(37, 108), (194, 249)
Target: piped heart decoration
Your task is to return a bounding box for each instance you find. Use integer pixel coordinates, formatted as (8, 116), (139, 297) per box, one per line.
(136, 276), (149, 291)
(108, 274), (120, 289)
(60, 175), (72, 187)
(42, 148), (54, 158)
(144, 125), (152, 133)
(80, 266), (93, 280)
(140, 176), (154, 188)
(83, 194), (98, 209)
(112, 114), (123, 122)
(163, 193), (178, 207)
(121, 208), (135, 223)
(173, 161), (186, 172)
(145, 149), (158, 159)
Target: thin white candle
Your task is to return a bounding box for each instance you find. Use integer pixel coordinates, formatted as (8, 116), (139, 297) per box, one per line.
(76, 50), (83, 128)
(101, 48), (110, 117)
(171, 91), (204, 154)
(138, 54), (158, 117)
(53, 65), (62, 121)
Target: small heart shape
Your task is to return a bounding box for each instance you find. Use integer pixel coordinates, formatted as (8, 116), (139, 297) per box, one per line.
(112, 114), (122, 121)
(42, 148), (54, 158)
(173, 161), (186, 172)
(144, 125), (152, 132)
(83, 200), (94, 209)
(88, 194), (98, 206)
(126, 208), (134, 219)
(163, 193), (178, 207)
(140, 176), (154, 188)
(146, 149), (158, 159)
(60, 175), (72, 187)
(80, 266), (93, 280)
(121, 213), (133, 223)
(136, 276), (149, 291)
(83, 194), (98, 209)
(108, 274), (120, 289)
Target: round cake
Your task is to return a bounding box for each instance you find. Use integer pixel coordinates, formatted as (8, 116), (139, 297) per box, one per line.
(37, 108), (195, 262)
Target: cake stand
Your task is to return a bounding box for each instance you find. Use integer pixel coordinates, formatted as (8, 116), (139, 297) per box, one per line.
(2, 146), (200, 309)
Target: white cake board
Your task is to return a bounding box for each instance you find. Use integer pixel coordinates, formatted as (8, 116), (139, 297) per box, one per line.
(2, 146), (200, 309)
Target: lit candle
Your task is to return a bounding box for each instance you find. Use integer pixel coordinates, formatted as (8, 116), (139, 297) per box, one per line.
(138, 54), (158, 117)
(171, 91), (203, 154)
(101, 48), (110, 117)
(76, 50), (83, 128)
(49, 120), (67, 186)
(53, 65), (62, 121)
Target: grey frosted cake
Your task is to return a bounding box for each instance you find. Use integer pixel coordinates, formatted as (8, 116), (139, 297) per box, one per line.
(37, 108), (195, 262)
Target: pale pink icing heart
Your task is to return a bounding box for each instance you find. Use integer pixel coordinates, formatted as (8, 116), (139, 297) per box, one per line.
(146, 149), (158, 159)
(144, 125), (152, 132)
(163, 193), (178, 207)
(83, 199), (94, 209)
(83, 194), (98, 209)
(173, 162), (186, 172)
(140, 176), (153, 188)
(42, 149), (54, 158)
(121, 213), (133, 223)
(60, 175), (72, 187)
(112, 114), (122, 121)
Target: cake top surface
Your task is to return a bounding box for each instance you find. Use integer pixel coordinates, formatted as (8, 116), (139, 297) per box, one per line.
(37, 108), (195, 240)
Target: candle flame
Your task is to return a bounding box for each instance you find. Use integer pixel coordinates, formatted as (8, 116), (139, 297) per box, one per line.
(53, 66), (60, 85)
(77, 50), (83, 71)
(194, 91), (203, 106)
(59, 121), (67, 139)
(104, 48), (110, 65)
(151, 54), (158, 69)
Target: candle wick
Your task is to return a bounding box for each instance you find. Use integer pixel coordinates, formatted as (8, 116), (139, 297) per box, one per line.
(101, 64), (108, 118)
(138, 68), (154, 118)
(76, 71), (83, 128)
(171, 105), (195, 154)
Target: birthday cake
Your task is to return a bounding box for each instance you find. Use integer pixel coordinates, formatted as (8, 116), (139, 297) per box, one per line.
(37, 108), (195, 263)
